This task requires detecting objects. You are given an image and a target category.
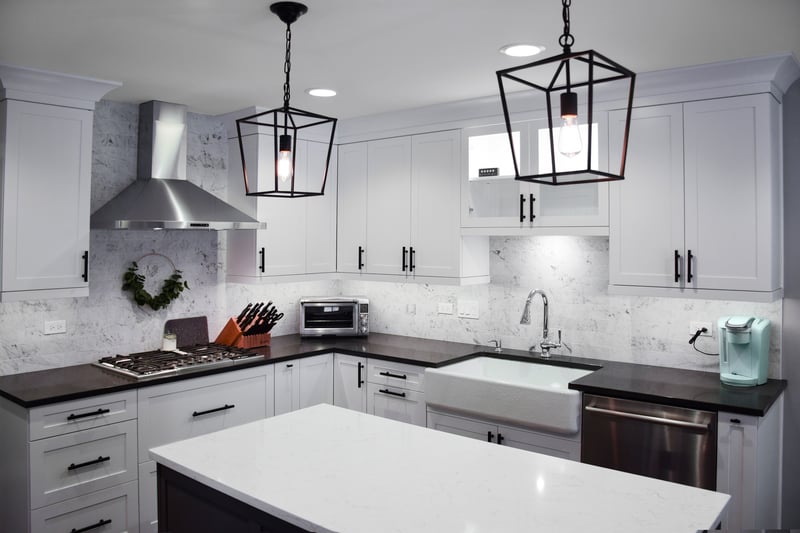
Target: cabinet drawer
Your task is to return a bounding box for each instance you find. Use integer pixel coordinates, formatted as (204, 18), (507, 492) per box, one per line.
(367, 383), (426, 426)
(366, 359), (425, 392)
(138, 366), (268, 459)
(30, 479), (138, 533)
(29, 390), (137, 440)
(30, 419), (138, 509)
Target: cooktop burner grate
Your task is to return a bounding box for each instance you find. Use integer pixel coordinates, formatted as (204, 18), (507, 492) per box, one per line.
(94, 343), (263, 379)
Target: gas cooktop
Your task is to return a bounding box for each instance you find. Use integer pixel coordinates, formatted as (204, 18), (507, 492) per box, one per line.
(95, 344), (263, 380)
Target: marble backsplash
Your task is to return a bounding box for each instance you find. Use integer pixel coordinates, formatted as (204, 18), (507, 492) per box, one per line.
(0, 101), (783, 377)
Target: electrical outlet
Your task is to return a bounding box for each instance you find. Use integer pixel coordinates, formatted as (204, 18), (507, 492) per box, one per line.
(438, 302), (454, 315)
(44, 319), (67, 335)
(689, 321), (713, 337)
(457, 300), (479, 319)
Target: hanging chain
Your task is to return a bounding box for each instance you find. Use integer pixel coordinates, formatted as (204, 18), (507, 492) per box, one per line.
(283, 24), (292, 109)
(559, 0), (575, 52)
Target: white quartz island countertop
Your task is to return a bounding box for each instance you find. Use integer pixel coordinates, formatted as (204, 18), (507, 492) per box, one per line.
(150, 404), (729, 533)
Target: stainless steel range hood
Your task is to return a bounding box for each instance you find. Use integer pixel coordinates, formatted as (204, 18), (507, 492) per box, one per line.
(91, 101), (264, 230)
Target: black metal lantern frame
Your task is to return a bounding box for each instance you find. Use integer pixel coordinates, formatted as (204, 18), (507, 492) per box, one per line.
(236, 1), (337, 198)
(496, 0), (635, 186)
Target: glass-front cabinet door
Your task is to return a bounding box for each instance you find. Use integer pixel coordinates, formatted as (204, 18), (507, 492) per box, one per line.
(461, 113), (609, 232)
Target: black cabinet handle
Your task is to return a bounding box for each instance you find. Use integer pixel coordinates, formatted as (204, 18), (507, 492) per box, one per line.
(519, 194), (526, 223)
(530, 194), (536, 220)
(378, 388), (406, 398)
(71, 518), (112, 533)
(357, 361), (364, 388)
(68, 456), (110, 472)
(487, 430), (494, 443)
(81, 251), (89, 282)
(497, 432), (505, 445)
(687, 249), (694, 283)
(286, 363), (293, 368)
(259, 247), (265, 273)
(730, 418), (741, 424)
(379, 371), (407, 379)
(358, 246), (364, 270)
(674, 250), (681, 283)
(401, 246), (408, 272)
(409, 246), (415, 272)
(67, 408), (110, 421)
(192, 404), (235, 417)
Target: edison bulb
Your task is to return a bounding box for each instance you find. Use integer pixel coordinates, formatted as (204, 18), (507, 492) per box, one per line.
(277, 134), (293, 182)
(558, 115), (582, 158)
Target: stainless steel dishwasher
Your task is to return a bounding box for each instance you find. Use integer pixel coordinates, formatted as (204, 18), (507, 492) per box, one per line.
(581, 394), (717, 490)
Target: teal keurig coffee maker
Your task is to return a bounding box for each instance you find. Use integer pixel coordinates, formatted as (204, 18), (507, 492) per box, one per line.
(718, 316), (770, 387)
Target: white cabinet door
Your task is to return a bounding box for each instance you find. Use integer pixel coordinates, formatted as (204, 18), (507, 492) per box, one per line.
(1, 100), (92, 297)
(427, 410), (496, 442)
(366, 137), (412, 275)
(299, 353), (334, 409)
(683, 94), (779, 291)
(367, 383), (426, 426)
(411, 130), (461, 277)
(30, 480), (139, 533)
(336, 142), (368, 273)
(274, 360), (300, 416)
(609, 104), (685, 287)
(333, 354), (367, 412)
(306, 141), (338, 274)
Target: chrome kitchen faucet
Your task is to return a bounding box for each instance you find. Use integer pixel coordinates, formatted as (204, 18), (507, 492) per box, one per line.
(520, 289), (564, 358)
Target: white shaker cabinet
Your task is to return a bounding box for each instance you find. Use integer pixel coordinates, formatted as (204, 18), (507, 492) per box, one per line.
(340, 130), (488, 283)
(609, 94), (781, 299)
(716, 398), (782, 531)
(461, 118), (609, 235)
(332, 353), (367, 412)
(224, 118), (337, 280)
(365, 359), (427, 426)
(0, 65), (117, 301)
(274, 354), (334, 416)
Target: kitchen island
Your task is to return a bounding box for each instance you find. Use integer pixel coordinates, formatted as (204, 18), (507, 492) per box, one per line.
(150, 404), (729, 533)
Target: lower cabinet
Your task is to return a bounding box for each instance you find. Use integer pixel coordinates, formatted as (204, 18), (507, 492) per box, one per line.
(333, 354), (367, 412)
(137, 365), (273, 532)
(0, 390), (139, 533)
(427, 409), (581, 460)
(367, 383), (426, 426)
(716, 397), (783, 531)
(274, 354), (334, 416)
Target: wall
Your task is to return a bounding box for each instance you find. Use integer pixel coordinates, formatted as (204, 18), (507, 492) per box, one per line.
(0, 100), (783, 378)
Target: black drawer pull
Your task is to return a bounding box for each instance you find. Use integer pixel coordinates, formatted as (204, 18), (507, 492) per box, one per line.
(409, 246), (415, 272)
(402, 246), (408, 272)
(71, 518), (112, 533)
(519, 194), (526, 223)
(487, 430), (494, 443)
(259, 247), (266, 273)
(674, 249), (681, 283)
(730, 418), (741, 424)
(68, 456), (110, 471)
(67, 408), (110, 421)
(378, 388), (406, 398)
(286, 363), (294, 368)
(497, 432), (505, 445)
(192, 404), (235, 417)
(379, 371), (407, 380)
(687, 249), (694, 283)
(358, 246), (364, 270)
(357, 361), (364, 388)
(530, 194), (536, 221)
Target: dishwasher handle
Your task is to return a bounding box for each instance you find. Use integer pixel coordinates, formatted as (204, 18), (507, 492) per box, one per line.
(584, 404), (711, 431)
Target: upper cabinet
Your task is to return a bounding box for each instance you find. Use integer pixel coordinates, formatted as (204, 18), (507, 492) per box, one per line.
(460, 117), (609, 235)
(609, 93), (781, 300)
(337, 130), (489, 284)
(222, 112), (338, 282)
(0, 65), (119, 302)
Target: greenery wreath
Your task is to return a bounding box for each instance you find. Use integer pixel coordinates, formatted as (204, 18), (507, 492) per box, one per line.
(121, 255), (189, 311)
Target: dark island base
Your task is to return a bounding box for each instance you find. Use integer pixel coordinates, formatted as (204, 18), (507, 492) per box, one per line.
(157, 464), (309, 533)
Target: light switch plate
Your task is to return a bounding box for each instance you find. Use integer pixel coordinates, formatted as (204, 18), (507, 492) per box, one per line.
(457, 300), (479, 319)
(44, 320), (67, 335)
(689, 321), (713, 337)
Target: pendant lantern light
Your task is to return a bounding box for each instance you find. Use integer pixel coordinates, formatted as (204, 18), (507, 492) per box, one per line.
(236, 1), (337, 197)
(496, 0), (635, 185)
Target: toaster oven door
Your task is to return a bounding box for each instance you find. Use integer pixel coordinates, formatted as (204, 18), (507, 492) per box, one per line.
(301, 302), (357, 335)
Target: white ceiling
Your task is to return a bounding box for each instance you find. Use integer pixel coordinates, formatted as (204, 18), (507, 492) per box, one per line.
(1, 0), (799, 119)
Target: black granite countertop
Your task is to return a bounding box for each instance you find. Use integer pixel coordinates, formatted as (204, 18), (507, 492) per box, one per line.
(0, 333), (786, 416)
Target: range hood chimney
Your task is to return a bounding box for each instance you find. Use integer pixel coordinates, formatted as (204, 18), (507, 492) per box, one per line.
(91, 101), (264, 230)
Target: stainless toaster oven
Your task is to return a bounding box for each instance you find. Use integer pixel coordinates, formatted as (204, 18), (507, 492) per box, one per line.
(299, 297), (369, 337)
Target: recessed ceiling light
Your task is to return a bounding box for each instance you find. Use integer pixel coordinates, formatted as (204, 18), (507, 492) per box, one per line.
(499, 44), (546, 58)
(307, 88), (337, 97)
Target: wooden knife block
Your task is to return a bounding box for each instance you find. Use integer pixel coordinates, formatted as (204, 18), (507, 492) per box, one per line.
(214, 318), (271, 349)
